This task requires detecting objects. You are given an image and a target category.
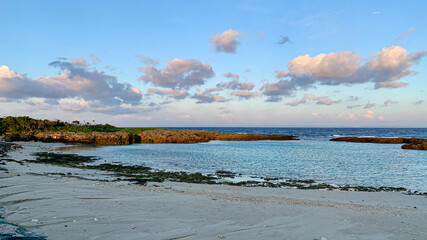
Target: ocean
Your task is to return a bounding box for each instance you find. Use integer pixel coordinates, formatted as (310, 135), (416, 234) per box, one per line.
(63, 128), (427, 191)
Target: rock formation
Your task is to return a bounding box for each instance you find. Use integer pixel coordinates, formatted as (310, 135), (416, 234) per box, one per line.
(330, 137), (427, 150)
(3, 129), (297, 145)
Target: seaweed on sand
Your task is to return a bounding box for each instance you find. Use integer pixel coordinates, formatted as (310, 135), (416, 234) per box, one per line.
(27, 152), (425, 194)
(30, 152), (217, 184)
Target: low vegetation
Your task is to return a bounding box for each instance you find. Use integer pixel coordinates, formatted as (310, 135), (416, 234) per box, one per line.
(0, 116), (155, 135)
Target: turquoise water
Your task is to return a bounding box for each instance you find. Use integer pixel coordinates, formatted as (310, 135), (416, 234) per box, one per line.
(70, 128), (427, 191)
(0, 207), (46, 240)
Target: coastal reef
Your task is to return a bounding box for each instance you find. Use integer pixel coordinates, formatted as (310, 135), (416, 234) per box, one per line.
(331, 137), (427, 150)
(0, 116), (297, 144)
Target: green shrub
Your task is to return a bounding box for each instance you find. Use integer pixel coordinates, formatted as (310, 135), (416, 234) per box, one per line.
(0, 116), (155, 134)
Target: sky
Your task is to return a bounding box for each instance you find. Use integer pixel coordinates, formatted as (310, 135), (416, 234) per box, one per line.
(0, 0), (426, 127)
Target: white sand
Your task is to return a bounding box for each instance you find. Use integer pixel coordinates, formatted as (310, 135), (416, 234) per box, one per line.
(1, 142), (426, 240)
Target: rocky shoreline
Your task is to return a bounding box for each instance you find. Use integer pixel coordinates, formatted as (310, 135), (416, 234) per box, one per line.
(330, 136), (427, 150)
(2, 129), (298, 145)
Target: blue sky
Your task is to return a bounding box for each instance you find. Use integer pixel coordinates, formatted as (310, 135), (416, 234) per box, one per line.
(0, 0), (426, 127)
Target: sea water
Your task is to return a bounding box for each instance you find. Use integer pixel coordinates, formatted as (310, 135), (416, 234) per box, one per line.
(67, 128), (427, 191)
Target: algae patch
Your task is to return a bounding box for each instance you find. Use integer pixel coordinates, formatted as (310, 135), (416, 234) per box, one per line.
(26, 152), (425, 195)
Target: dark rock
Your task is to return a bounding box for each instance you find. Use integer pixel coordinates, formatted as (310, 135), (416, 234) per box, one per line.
(330, 137), (427, 151)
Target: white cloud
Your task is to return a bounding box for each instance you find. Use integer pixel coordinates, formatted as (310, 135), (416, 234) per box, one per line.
(0, 61), (142, 106)
(261, 46), (427, 101)
(274, 70), (288, 78)
(223, 72), (240, 80)
(288, 51), (361, 81)
(231, 90), (261, 99)
(285, 93), (342, 106)
(139, 58), (214, 89)
(192, 90), (227, 104)
(217, 79), (255, 91)
(72, 57), (91, 67)
(147, 88), (189, 99)
(210, 29), (241, 53)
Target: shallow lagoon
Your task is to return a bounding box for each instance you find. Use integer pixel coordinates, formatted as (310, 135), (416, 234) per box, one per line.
(69, 134), (426, 191)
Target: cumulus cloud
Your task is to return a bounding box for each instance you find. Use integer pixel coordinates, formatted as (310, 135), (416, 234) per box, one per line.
(147, 88), (189, 99)
(261, 46), (427, 100)
(274, 70), (288, 78)
(210, 29), (240, 53)
(382, 99), (399, 107)
(139, 58), (214, 89)
(0, 58), (154, 116)
(217, 80), (255, 91)
(217, 73), (254, 91)
(316, 96), (343, 105)
(285, 94), (342, 106)
(231, 90), (261, 99)
(71, 57), (91, 67)
(277, 36), (291, 44)
(365, 46), (425, 88)
(204, 87), (223, 93)
(287, 51), (362, 82)
(191, 89), (227, 104)
(414, 100), (424, 105)
(395, 27), (415, 43)
(260, 80), (296, 102)
(223, 72), (239, 80)
(0, 61), (142, 106)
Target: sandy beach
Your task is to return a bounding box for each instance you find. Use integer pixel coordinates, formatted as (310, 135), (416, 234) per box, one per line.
(0, 142), (426, 240)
